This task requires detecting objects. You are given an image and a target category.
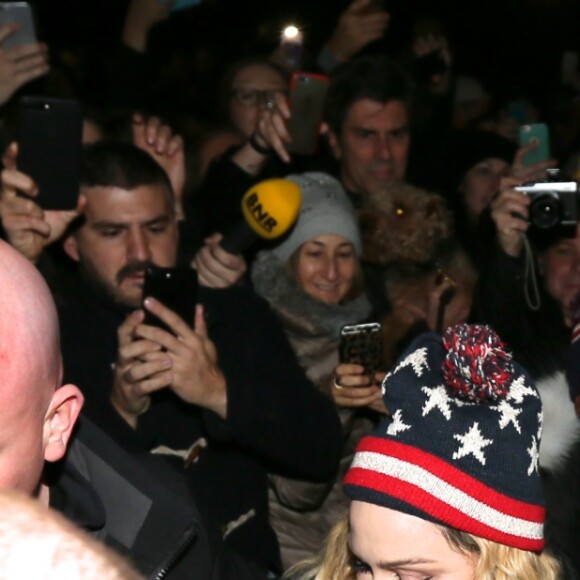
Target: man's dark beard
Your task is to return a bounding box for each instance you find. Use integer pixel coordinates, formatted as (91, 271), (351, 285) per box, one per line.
(79, 259), (155, 311)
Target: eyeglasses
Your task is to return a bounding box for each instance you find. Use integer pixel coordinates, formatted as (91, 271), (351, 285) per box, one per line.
(230, 88), (288, 108)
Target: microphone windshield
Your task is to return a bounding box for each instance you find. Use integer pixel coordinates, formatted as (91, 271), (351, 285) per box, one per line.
(240, 178), (301, 240)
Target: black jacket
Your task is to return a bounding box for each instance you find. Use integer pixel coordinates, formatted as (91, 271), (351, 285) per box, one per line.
(57, 279), (343, 573)
(49, 417), (270, 579)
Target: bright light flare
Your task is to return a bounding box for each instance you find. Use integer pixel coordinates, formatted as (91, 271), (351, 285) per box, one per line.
(282, 25), (301, 41)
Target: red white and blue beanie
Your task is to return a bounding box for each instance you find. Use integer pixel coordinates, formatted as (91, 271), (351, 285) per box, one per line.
(344, 324), (545, 551)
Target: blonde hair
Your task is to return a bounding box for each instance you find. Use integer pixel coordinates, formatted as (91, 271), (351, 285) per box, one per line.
(285, 516), (562, 580)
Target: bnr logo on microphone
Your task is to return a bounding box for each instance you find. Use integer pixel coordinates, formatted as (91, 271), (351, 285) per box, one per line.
(245, 192), (278, 233)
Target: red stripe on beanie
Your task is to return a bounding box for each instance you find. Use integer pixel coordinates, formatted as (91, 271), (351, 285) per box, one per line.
(352, 437), (544, 522)
(345, 467), (544, 551)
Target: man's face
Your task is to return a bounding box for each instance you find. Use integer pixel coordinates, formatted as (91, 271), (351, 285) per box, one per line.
(328, 98), (410, 196)
(65, 184), (179, 310)
(540, 224), (580, 323)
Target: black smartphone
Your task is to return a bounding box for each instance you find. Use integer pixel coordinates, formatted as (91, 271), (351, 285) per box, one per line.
(142, 266), (198, 333)
(286, 71), (330, 156)
(406, 50), (447, 84)
(17, 96), (83, 210)
(339, 322), (384, 380)
(0, 2), (36, 49)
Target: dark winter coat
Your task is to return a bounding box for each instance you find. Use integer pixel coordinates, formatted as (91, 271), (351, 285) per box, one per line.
(57, 278), (343, 575)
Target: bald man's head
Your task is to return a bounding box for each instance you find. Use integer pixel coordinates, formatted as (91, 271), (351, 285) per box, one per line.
(0, 241), (61, 395)
(0, 241), (83, 500)
(0, 490), (142, 579)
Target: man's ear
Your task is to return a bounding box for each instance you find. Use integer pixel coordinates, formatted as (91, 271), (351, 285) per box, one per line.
(62, 234), (80, 262)
(43, 385), (84, 463)
(326, 130), (342, 160)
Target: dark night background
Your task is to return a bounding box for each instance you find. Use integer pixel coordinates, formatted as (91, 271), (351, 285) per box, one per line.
(24, 0), (580, 117)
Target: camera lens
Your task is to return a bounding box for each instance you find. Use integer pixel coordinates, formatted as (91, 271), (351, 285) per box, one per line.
(530, 194), (560, 229)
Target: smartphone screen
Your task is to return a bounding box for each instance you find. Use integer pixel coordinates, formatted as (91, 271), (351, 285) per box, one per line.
(0, 2), (36, 49)
(142, 266), (198, 332)
(339, 322), (383, 379)
(519, 123), (550, 167)
(286, 72), (330, 156)
(17, 96), (83, 211)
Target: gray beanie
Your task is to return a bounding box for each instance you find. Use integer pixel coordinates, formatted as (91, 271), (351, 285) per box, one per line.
(271, 172), (362, 262)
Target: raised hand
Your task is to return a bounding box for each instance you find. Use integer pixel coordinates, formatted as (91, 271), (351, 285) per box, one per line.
(0, 143), (81, 263)
(326, 0), (390, 63)
(192, 233), (247, 288)
(0, 24), (49, 106)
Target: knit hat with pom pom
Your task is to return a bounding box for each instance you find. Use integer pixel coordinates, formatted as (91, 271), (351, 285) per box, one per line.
(344, 324), (545, 551)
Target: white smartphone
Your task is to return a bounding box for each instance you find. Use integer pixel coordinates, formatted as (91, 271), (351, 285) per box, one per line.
(0, 2), (36, 49)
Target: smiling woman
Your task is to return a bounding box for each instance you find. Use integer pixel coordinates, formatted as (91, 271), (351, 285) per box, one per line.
(251, 172), (382, 570)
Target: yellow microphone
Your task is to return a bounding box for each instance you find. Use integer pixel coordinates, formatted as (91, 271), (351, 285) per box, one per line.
(220, 178), (302, 254)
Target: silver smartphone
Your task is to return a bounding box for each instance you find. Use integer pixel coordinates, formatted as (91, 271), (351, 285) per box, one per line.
(339, 322), (384, 379)
(0, 2), (36, 49)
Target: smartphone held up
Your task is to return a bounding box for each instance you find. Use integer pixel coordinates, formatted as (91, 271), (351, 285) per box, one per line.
(286, 71), (330, 156)
(519, 123), (550, 167)
(339, 322), (384, 382)
(17, 96), (83, 211)
(142, 266), (199, 333)
(0, 2), (36, 49)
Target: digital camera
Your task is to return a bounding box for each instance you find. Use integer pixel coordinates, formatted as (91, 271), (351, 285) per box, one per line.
(514, 177), (578, 230)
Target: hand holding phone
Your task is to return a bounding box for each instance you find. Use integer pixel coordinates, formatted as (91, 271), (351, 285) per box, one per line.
(0, 2), (36, 49)
(339, 322), (384, 380)
(519, 123), (550, 168)
(17, 96), (83, 211)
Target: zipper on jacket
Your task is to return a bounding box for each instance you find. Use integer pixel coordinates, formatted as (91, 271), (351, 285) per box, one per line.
(153, 526), (197, 580)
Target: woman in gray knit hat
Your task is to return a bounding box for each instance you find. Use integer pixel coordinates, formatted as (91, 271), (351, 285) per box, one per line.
(251, 172), (386, 570)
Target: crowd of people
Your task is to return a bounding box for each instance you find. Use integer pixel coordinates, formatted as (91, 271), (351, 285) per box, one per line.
(0, 0), (579, 577)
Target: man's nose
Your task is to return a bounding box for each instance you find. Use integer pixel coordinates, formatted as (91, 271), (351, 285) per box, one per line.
(127, 230), (151, 262)
(375, 135), (392, 160)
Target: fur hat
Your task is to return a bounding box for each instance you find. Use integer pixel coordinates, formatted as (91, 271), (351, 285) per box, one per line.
(271, 172), (361, 262)
(344, 324), (545, 551)
(359, 183), (453, 266)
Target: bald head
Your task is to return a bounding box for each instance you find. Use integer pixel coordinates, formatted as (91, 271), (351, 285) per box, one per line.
(0, 490), (142, 579)
(0, 240), (60, 397)
(0, 241), (83, 498)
